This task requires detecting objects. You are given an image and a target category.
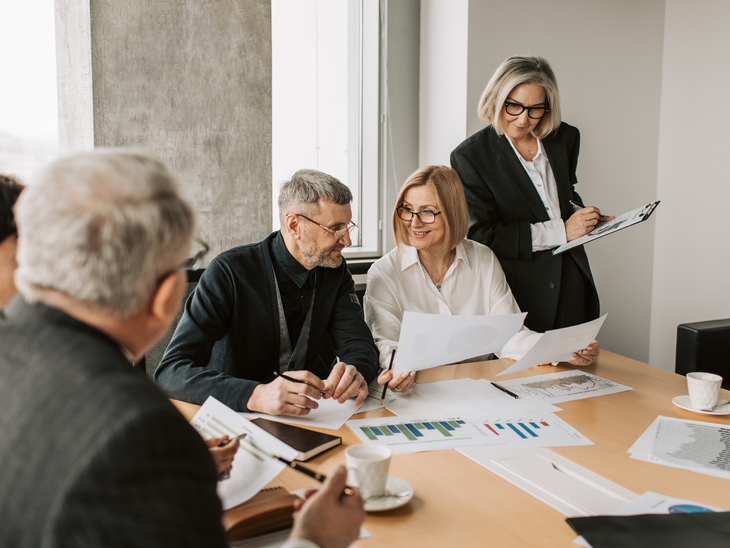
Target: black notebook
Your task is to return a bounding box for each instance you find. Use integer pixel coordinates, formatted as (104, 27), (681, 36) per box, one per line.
(251, 418), (342, 461)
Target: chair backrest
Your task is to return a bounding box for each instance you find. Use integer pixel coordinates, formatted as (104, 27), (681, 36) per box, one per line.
(676, 319), (730, 390)
(136, 269), (204, 378)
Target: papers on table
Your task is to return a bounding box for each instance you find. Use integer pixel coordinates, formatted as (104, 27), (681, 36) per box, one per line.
(572, 491), (725, 547)
(553, 200), (660, 255)
(411, 378), (561, 420)
(496, 369), (632, 404)
(191, 397), (298, 510)
(480, 414), (593, 448)
(497, 315), (607, 376)
(394, 311), (526, 375)
(241, 396), (362, 431)
(357, 383), (398, 413)
(459, 448), (636, 517)
(347, 413), (504, 454)
(629, 416), (730, 480)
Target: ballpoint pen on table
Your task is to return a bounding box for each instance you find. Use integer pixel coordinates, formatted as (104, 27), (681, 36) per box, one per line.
(380, 349), (396, 405)
(273, 371), (326, 397)
(491, 382), (519, 399)
(239, 436), (355, 496)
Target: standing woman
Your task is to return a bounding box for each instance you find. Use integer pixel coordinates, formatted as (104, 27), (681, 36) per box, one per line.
(451, 56), (613, 333)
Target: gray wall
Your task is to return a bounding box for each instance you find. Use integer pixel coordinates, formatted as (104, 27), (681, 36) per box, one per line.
(649, 0), (730, 370)
(57, 0), (273, 258)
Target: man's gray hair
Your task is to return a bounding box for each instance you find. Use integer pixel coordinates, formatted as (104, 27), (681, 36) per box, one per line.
(14, 149), (195, 318)
(278, 169), (352, 225)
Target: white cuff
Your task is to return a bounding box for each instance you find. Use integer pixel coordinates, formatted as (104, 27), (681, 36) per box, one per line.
(530, 219), (567, 251)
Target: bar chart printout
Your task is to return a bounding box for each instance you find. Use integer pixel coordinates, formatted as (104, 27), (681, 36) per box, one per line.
(481, 414), (593, 448)
(498, 370), (632, 404)
(347, 414), (504, 454)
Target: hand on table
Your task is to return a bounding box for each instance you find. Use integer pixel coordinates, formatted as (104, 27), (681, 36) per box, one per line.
(568, 340), (600, 366)
(289, 466), (365, 548)
(565, 206), (615, 241)
(378, 368), (416, 393)
(246, 370), (324, 416)
(324, 361), (368, 405)
(205, 436), (240, 476)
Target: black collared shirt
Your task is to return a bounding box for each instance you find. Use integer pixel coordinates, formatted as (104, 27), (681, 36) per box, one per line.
(269, 232), (316, 349)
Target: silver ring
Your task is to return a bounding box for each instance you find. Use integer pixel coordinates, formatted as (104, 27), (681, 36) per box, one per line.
(393, 387), (402, 392)
(587, 356), (594, 362)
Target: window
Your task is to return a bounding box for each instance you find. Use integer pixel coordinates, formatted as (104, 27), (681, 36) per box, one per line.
(272, 0), (381, 257)
(0, 0), (59, 182)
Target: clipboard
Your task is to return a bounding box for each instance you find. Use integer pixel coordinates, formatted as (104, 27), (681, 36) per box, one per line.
(552, 200), (660, 255)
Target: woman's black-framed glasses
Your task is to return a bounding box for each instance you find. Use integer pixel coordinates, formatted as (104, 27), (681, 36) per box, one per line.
(504, 101), (548, 119)
(397, 207), (442, 224)
(296, 214), (358, 240)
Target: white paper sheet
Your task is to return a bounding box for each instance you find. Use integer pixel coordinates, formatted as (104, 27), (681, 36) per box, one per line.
(383, 389), (450, 416)
(629, 415), (730, 480)
(356, 384), (398, 413)
(572, 491), (724, 547)
(412, 378), (561, 420)
(497, 315), (607, 376)
(459, 448), (636, 517)
(478, 413), (593, 448)
(347, 413), (505, 454)
(241, 396), (362, 431)
(191, 397), (298, 510)
(496, 369), (632, 404)
(394, 311), (526, 374)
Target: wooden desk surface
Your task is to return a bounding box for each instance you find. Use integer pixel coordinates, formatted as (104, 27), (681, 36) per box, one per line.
(173, 350), (730, 547)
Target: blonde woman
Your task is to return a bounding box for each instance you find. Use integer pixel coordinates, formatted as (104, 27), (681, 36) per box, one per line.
(364, 166), (598, 392)
(451, 56), (613, 333)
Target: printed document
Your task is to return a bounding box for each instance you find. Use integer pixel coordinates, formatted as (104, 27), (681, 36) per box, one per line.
(497, 369), (632, 404)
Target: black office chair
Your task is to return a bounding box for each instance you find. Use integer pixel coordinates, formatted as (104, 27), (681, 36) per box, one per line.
(676, 319), (730, 390)
(135, 269), (204, 378)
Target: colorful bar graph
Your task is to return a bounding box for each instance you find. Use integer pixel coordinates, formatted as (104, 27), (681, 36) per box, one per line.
(405, 423), (423, 437)
(507, 423), (527, 439)
(518, 423), (538, 437)
(361, 427), (377, 440)
(439, 421), (455, 431)
(396, 424), (417, 441)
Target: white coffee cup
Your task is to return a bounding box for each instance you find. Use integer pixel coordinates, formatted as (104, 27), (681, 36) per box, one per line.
(345, 444), (391, 500)
(687, 372), (723, 411)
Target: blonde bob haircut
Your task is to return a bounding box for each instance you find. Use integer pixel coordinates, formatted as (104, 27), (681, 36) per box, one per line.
(478, 56), (562, 140)
(392, 166), (469, 256)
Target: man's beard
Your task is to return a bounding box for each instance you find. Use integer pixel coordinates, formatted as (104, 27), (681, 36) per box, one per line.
(300, 237), (343, 269)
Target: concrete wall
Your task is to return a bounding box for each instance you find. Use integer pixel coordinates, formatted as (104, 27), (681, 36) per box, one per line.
(57, 0), (272, 258)
(420, 0), (666, 362)
(649, 0), (730, 370)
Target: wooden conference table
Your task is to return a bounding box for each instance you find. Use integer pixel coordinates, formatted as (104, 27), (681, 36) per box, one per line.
(173, 350), (730, 547)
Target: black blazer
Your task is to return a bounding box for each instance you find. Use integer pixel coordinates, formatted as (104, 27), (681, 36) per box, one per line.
(451, 122), (599, 332)
(0, 298), (227, 548)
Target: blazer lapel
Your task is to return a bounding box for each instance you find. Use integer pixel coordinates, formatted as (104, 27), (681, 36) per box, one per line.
(490, 133), (551, 222)
(542, 138), (573, 220)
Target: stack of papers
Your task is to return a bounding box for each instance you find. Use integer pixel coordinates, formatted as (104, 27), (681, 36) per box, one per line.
(240, 397), (362, 430)
(192, 397), (298, 510)
(629, 416), (730, 479)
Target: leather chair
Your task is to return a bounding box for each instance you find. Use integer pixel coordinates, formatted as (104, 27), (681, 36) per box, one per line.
(676, 319), (730, 390)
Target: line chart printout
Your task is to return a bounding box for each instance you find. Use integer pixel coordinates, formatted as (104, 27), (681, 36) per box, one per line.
(630, 416), (730, 480)
(481, 414), (593, 448)
(347, 413), (504, 454)
(497, 370), (632, 404)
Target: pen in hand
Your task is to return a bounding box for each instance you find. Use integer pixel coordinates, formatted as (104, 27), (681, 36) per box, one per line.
(381, 349), (396, 405)
(570, 200), (609, 220)
(274, 371), (326, 397)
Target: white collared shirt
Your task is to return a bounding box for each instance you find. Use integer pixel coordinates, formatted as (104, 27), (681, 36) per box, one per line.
(505, 136), (568, 250)
(363, 240), (541, 368)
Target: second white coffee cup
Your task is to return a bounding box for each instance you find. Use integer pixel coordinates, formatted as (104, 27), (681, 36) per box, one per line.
(687, 372), (723, 411)
(345, 444), (391, 500)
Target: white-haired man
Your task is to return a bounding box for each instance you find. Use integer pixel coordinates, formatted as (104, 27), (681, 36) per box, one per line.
(156, 169), (379, 416)
(0, 151), (364, 548)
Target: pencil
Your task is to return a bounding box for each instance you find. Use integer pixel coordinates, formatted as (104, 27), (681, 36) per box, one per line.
(381, 349), (396, 405)
(274, 371), (326, 396)
(217, 432), (247, 447)
(278, 458), (355, 496)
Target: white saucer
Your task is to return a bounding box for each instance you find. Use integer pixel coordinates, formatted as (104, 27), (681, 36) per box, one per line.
(672, 395), (730, 415)
(363, 477), (413, 512)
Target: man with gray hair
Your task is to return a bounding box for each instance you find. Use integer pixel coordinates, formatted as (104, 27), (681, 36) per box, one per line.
(0, 153), (364, 548)
(156, 169), (379, 415)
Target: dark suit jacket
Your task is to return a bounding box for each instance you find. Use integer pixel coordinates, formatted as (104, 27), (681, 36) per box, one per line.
(451, 122), (599, 332)
(0, 297), (227, 548)
(155, 231), (379, 412)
